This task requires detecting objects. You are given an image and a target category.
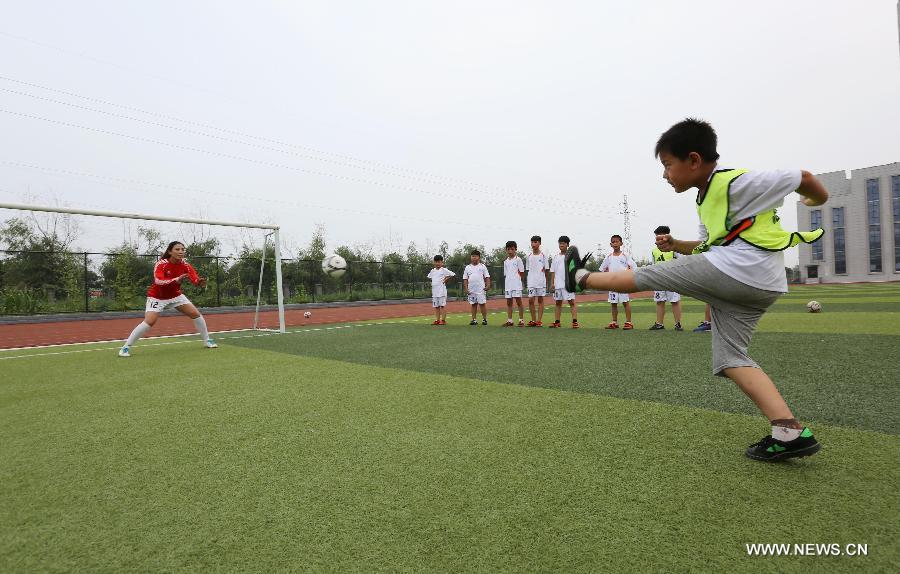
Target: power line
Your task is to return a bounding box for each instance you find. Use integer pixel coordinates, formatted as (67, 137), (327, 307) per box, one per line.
(0, 74), (617, 214)
(0, 105), (621, 218)
(0, 160), (604, 240)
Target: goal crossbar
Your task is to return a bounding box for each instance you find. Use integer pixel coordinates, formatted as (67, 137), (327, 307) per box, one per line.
(0, 202), (286, 333)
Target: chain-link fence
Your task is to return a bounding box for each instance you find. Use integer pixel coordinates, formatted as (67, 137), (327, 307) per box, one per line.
(0, 250), (509, 315)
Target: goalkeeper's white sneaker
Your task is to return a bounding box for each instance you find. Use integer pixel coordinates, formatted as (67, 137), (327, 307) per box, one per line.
(118, 346), (131, 357)
(204, 339), (218, 349)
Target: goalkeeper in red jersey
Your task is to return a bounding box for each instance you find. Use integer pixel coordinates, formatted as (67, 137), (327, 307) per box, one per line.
(118, 241), (217, 357)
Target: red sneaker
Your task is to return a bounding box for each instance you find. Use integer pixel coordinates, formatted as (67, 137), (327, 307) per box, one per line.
(605, 321), (619, 329)
(548, 321), (561, 328)
(572, 320), (580, 329)
(623, 321), (634, 330)
(432, 320), (441, 325)
(439, 320), (446, 325)
(536, 321), (543, 327)
(527, 320), (537, 327)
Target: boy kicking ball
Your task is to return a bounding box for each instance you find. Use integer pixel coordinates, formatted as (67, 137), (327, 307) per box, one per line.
(567, 118), (827, 462)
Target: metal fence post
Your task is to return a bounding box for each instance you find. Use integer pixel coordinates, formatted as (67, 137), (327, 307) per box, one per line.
(215, 256), (221, 307)
(83, 252), (89, 312)
(381, 262), (386, 300)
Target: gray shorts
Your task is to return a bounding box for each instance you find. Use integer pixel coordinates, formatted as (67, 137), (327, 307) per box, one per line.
(634, 255), (781, 376)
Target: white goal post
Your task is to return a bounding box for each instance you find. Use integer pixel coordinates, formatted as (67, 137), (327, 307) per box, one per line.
(0, 202), (286, 333)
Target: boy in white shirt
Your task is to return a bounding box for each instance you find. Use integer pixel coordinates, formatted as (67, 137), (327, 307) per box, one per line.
(599, 234), (637, 330)
(463, 249), (491, 325)
(567, 118), (828, 461)
(502, 240), (526, 326)
(548, 235), (579, 328)
(525, 235), (550, 326)
(427, 254), (455, 325)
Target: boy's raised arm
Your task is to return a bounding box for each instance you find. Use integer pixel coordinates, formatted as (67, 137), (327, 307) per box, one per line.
(797, 171), (829, 207)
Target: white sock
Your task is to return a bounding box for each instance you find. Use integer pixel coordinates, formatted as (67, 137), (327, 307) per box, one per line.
(193, 316), (209, 341)
(125, 321), (151, 347)
(772, 426), (802, 441)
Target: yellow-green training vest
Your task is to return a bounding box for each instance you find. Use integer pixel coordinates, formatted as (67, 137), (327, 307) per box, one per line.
(692, 169), (824, 254)
(651, 247), (675, 263)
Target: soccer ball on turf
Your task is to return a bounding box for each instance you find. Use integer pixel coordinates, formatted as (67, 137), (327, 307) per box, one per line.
(321, 254), (347, 278)
(806, 300), (822, 313)
(304, 311), (312, 319)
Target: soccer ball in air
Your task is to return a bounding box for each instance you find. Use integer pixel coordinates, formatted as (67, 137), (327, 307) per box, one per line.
(304, 311), (312, 319)
(322, 254), (347, 278)
(806, 300), (822, 313)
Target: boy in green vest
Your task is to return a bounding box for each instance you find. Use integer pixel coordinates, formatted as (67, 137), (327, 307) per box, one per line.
(649, 225), (683, 331)
(565, 118), (828, 462)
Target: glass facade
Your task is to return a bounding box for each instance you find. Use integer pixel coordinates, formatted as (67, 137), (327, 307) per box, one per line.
(833, 207), (846, 275)
(866, 179), (881, 273)
(893, 175), (900, 272)
(810, 209), (823, 261)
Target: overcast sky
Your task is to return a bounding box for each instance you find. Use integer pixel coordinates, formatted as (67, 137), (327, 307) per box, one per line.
(1, 0), (898, 263)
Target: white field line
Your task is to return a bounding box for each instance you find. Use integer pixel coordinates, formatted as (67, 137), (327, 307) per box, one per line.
(0, 320), (411, 361)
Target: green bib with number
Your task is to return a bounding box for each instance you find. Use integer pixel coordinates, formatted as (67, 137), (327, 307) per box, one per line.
(692, 169), (824, 254)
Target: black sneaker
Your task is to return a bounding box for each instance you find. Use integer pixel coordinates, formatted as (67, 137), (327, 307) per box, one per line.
(481, 319), (488, 325)
(564, 246), (593, 293)
(745, 428), (821, 462)
(649, 322), (665, 330)
(674, 322), (684, 332)
(469, 320), (478, 326)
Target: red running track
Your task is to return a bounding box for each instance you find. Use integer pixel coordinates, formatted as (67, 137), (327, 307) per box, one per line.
(0, 293), (640, 349)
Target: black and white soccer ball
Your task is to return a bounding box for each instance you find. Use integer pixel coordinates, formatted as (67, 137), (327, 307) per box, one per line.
(304, 311), (312, 319)
(806, 300), (822, 313)
(322, 254), (347, 278)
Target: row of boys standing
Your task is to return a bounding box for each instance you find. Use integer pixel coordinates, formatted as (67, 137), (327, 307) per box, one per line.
(426, 234), (661, 328)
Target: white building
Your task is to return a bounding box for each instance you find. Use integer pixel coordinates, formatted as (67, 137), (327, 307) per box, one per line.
(796, 163), (900, 283)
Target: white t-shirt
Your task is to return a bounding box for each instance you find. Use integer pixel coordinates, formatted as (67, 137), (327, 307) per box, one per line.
(699, 165), (801, 293)
(599, 252), (636, 273)
(550, 253), (567, 289)
(463, 263), (490, 293)
(526, 252), (549, 289)
(503, 257), (525, 291)
(427, 267), (455, 298)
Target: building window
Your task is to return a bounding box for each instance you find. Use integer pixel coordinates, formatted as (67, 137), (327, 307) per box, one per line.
(833, 207), (846, 274)
(810, 209), (823, 261)
(866, 178), (881, 273)
(807, 265), (818, 279)
(893, 175), (900, 272)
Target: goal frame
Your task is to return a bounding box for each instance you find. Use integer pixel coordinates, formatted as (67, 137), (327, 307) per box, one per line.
(0, 202), (286, 333)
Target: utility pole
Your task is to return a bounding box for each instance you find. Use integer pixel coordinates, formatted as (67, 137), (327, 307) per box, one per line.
(619, 194), (636, 257)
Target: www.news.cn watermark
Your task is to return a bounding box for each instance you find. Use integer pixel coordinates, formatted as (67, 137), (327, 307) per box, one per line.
(746, 543), (868, 557)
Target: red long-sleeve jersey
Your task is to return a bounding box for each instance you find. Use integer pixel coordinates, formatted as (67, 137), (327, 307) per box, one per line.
(147, 258), (200, 299)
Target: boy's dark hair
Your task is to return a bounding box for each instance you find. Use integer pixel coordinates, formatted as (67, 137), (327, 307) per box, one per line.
(433, 254), (443, 261)
(530, 235), (541, 242)
(505, 240), (517, 249)
(654, 118), (720, 162)
(653, 225), (670, 235)
(558, 235), (570, 244)
(611, 234), (623, 242)
(470, 249), (481, 257)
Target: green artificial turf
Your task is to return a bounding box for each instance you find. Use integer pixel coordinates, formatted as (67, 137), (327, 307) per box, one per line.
(1, 283), (898, 572)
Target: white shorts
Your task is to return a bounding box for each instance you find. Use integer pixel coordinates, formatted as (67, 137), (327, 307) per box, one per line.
(653, 290), (681, 303)
(527, 287), (546, 297)
(505, 289), (522, 299)
(467, 292), (487, 305)
(553, 288), (575, 302)
(432, 296), (447, 308)
(146, 294), (191, 313)
(608, 292), (630, 304)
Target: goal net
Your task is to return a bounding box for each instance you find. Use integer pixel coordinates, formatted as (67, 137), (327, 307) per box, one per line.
(0, 202), (285, 333)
